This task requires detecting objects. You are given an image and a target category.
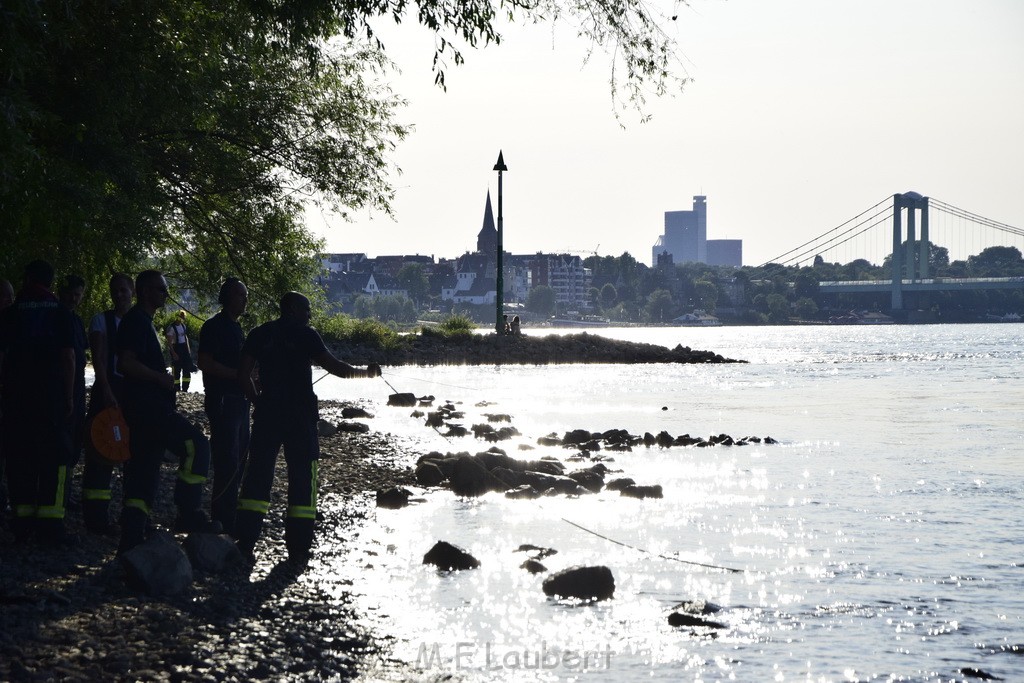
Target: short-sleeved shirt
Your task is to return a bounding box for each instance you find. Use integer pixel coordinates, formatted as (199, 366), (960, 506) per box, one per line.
(199, 310), (245, 398)
(241, 318), (328, 410)
(89, 310), (125, 384)
(165, 321), (188, 345)
(117, 305), (174, 417)
(0, 286), (76, 416)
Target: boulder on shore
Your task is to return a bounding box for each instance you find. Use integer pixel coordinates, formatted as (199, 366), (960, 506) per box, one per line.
(182, 533), (243, 573)
(121, 531), (193, 596)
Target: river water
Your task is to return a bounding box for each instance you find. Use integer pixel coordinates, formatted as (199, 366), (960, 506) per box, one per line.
(308, 323), (1023, 682)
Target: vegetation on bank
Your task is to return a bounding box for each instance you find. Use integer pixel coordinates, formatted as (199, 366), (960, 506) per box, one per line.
(2, 0), (685, 320)
(337, 246), (1024, 328)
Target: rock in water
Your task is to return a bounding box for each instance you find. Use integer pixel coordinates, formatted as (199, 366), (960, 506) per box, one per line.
(387, 393), (417, 407)
(667, 612), (727, 629)
(542, 565), (615, 601)
(376, 487), (413, 509)
(423, 541), (480, 571)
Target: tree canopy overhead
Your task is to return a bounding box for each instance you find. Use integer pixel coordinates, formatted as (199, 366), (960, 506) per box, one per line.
(1, 0), (686, 314)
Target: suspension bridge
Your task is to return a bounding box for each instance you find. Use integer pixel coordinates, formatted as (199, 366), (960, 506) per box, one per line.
(759, 191), (1024, 312)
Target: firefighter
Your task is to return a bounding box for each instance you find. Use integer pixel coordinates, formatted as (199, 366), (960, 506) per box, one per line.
(81, 273), (134, 533)
(0, 260), (77, 544)
(115, 270), (219, 553)
(234, 291), (380, 563)
(198, 277), (250, 535)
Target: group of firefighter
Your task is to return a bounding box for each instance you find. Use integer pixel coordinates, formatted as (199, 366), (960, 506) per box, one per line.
(0, 260), (380, 563)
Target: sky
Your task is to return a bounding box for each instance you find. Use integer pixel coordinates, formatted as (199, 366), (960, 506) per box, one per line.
(308, 0), (1024, 267)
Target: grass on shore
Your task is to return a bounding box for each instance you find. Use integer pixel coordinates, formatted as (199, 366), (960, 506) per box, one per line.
(314, 313), (477, 348)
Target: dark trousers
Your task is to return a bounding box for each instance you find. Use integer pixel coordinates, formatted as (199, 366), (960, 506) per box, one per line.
(171, 343), (192, 391)
(235, 402), (319, 557)
(81, 453), (118, 530)
(205, 393), (250, 535)
(81, 384), (118, 530)
(119, 410), (211, 548)
(2, 409), (73, 539)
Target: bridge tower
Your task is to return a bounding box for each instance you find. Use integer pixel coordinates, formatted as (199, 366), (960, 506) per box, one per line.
(891, 191), (930, 310)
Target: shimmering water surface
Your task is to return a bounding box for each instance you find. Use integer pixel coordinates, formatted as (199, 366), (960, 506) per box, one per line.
(311, 324), (1023, 682)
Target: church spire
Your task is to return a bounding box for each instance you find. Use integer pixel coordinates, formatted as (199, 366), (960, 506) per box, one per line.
(477, 190), (497, 254)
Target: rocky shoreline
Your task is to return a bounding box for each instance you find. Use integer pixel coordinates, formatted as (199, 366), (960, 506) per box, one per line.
(331, 330), (745, 366)
(0, 331), (750, 681)
(0, 393), (418, 682)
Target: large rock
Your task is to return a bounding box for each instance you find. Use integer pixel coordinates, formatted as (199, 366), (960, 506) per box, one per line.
(621, 484), (663, 499)
(341, 406), (374, 419)
(504, 485), (540, 500)
(337, 421), (370, 433)
(562, 429), (595, 446)
(450, 455), (495, 497)
(121, 531), (193, 595)
(567, 470), (604, 493)
(542, 565), (615, 601)
(667, 612), (727, 629)
(387, 393), (417, 407)
(415, 461), (447, 486)
(376, 486), (413, 509)
(183, 533), (243, 573)
(605, 477), (635, 492)
(520, 471), (583, 495)
(317, 419), (338, 437)
(423, 541), (480, 571)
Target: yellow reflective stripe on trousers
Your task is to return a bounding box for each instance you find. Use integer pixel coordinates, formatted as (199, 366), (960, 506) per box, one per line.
(177, 439), (205, 485)
(238, 498), (270, 514)
(287, 462), (319, 520)
(37, 465), (67, 519)
(14, 504), (36, 518)
(124, 498), (150, 514)
(287, 505), (316, 519)
(83, 488), (113, 501)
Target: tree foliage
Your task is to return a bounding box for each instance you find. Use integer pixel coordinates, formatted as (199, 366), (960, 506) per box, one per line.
(2, 0), (686, 318)
(526, 285), (556, 316)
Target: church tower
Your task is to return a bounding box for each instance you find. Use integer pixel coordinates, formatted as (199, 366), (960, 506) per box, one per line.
(476, 190), (497, 255)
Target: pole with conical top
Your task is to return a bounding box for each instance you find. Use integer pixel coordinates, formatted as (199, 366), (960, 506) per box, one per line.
(493, 151), (508, 335)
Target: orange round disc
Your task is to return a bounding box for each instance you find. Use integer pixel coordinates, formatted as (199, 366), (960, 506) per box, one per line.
(90, 406), (132, 463)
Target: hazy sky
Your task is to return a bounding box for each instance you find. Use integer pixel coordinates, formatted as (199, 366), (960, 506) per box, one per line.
(309, 0), (1024, 267)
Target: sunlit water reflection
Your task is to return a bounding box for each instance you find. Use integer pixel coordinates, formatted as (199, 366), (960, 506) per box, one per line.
(307, 324), (1023, 681)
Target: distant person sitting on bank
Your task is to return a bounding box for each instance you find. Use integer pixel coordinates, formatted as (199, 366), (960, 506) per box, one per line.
(510, 315), (521, 336)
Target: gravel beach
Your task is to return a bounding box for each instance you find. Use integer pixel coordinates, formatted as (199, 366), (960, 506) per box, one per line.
(0, 393), (420, 682)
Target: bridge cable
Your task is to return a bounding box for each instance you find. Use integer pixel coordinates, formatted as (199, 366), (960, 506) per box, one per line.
(758, 196), (892, 267)
(771, 208), (893, 268)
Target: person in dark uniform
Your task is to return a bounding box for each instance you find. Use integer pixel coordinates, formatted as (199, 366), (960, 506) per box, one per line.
(116, 270), (219, 553)
(0, 260), (76, 544)
(165, 310), (194, 392)
(58, 274), (88, 471)
(81, 273), (134, 533)
(0, 278), (15, 519)
(234, 291), (380, 563)
(198, 277), (250, 535)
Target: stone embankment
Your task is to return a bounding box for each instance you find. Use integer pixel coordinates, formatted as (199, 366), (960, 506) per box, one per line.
(331, 331), (746, 366)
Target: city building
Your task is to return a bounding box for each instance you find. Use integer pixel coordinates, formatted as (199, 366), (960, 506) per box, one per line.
(651, 196), (743, 267)
(707, 239), (743, 267)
